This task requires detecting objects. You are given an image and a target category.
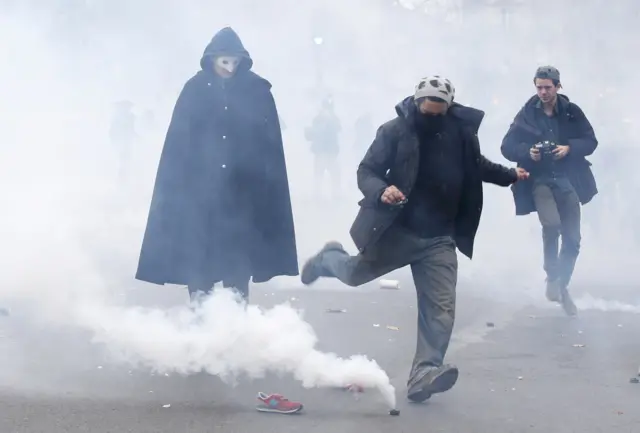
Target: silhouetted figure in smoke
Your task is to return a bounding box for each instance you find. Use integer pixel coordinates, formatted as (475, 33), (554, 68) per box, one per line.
(109, 100), (137, 183)
(501, 66), (599, 316)
(305, 97), (342, 198)
(301, 76), (527, 404)
(136, 27), (299, 312)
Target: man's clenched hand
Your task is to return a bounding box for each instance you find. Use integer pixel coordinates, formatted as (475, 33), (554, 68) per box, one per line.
(381, 185), (406, 204)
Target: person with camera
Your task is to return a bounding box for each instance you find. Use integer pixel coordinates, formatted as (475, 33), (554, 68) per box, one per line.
(501, 66), (599, 316)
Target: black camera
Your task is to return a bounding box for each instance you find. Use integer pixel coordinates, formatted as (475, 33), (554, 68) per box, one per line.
(534, 141), (557, 158)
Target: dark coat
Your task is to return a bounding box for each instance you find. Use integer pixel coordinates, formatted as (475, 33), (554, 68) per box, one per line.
(136, 27), (298, 286)
(349, 96), (518, 260)
(500, 94), (598, 216)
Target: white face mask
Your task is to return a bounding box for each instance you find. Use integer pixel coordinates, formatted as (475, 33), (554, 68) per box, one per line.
(215, 56), (240, 73)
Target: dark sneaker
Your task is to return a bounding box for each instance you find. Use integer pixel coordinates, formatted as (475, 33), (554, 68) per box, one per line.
(407, 365), (459, 403)
(256, 392), (303, 414)
(300, 241), (344, 285)
(560, 287), (578, 316)
(545, 279), (562, 303)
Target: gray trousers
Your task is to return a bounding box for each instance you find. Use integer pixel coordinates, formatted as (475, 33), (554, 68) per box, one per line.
(532, 181), (581, 288)
(319, 224), (458, 385)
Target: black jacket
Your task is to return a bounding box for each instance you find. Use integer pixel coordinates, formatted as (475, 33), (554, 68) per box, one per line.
(349, 96), (518, 259)
(500, 94), (598, 215)
(136, 27), (298, 286)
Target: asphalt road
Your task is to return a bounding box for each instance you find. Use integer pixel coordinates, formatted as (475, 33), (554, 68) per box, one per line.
(1, 273), (639, 433)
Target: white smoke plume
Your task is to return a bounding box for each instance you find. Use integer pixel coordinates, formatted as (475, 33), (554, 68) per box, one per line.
(72, 289), (396, 407)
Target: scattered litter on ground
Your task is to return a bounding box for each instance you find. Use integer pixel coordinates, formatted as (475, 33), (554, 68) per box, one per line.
(629, 377), (639, 384)
(373, 324), (380, 327)
(344, 384), (364, 393)
(290, 297), (297, 301)
(517, 376), (524, 381)
(97, 366), (103, 369)
(572, 344), (586, 348)
(617, 324), (623, 328)
(162, 404), (171, 408)
(379, 279), (400, 290)
(325, 308), (347, 314)
(386, 325), (399, 331)
(486, 322), (495, 328)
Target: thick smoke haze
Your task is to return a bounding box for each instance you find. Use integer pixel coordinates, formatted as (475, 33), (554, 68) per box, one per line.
(1, 0), (638, 410)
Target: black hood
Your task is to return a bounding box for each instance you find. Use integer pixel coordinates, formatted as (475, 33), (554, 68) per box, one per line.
(200, 27), (253, 72)
(394, 96), (485, 133)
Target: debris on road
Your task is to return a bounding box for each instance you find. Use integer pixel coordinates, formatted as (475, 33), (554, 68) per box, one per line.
(486, 322), (495, 328)
(373, 324), (380, 327)
(97, 366), (103, 369)
(572, 344), (586, 348)
(389, 409), (400, 416)
(162, 404), (171, 408)
(629, 377), (639, 384)
(325, 308), (347, 314)
(517, 376), (524, 381)
(386, 325), (399, 331)
(344, 384), (364, 393)
(379, 279), (400, 290)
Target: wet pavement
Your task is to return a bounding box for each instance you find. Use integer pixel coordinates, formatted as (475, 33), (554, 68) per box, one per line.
(1, 276), (638, 433)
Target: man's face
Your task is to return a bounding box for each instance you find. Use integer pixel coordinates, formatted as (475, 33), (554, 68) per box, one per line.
(214, 56), (240, 78)
(535, 78), (559, 104)
(418, 98), (448, 116)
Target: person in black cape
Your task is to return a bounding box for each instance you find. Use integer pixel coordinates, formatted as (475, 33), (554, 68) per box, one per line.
(135, 27), (299, 306)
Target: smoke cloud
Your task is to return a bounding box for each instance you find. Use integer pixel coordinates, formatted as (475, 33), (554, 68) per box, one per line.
(2, 0), (639, 416)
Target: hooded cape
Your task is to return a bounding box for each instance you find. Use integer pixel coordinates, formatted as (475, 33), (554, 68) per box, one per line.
(136, 27), (298, 286)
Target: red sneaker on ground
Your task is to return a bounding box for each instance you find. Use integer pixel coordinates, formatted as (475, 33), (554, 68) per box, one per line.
(256, 392), (304, 414)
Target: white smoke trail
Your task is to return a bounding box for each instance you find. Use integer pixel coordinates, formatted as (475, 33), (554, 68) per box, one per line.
(72, 289), (396, 408)
(576, 294), (640, 314)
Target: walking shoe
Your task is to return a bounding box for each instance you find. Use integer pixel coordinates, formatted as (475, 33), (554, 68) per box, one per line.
(300, 241), (344, 285)
(560, 287), (578, 316)
(407, 364), (459, 403)
(545, 279), (561, 303)
(256, 392), (303, 414)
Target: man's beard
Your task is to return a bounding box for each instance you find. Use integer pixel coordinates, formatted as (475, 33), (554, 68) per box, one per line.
(415, 113), (445, 135)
